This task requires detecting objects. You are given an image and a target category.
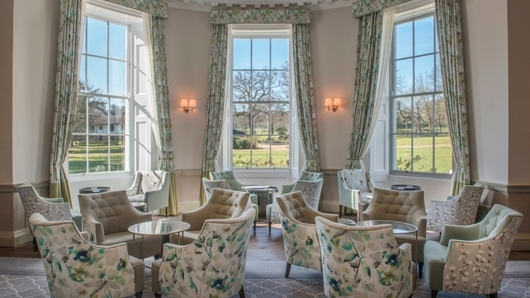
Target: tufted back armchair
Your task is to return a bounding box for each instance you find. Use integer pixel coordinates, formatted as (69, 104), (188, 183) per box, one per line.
(423, 204), (523, 297)
(78, 190), (162, 259)
(426, 185), (484, 233)
(360, 187), (426, 274)
(152, 208), (255, 298)
(30, 213), (145, 298)
(275, 191), (339, 277)
(315, 216), (415, 298)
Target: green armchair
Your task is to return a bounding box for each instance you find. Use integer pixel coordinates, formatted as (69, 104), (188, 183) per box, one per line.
(423, 204), (523, 298)
(281, 170), (323, 194)
(209, 170), (250, 191)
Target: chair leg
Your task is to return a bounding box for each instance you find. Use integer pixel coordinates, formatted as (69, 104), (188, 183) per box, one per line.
(418, 262), (424, 278)
(33, 237), (38, 251)
(154, 293), (161, 298)
(430, 290), (438, 298)
(165, 207), (168, 218)
(489, 293), (497, 298)
(135, 292), (142, 298)
(339, 206), (343, 218)
(239, 285), (245, 298)
(285, 262), (291, 278)
(253, 220), (256, 234)
(268, 221), (272, 234)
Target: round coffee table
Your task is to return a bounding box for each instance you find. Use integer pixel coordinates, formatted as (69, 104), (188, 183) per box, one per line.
(128, 220), (190, 259)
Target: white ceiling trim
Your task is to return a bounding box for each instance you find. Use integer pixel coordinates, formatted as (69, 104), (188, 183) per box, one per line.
(162, 0), (355, 12)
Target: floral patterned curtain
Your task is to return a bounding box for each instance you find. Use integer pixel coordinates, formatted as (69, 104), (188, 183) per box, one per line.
(210, 9), (310, 24)
(144, 15), (178, 215)
(352, 0), (412, 18)
(200, 24), (229, 205)
(103, 0), (168, 18)
(345, 11), (384, 170)
(50, 0), (85, 203)
(435, 0), (470, 195)
(292, 24), (320, 172)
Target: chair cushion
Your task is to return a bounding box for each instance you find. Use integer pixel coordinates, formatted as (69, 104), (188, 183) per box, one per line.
(140, 171), (164, 192)
(340, 169), (370, 192)
(128, 194), (145, 203)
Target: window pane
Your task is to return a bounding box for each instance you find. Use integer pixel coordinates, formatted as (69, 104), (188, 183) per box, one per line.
(271, 141), (289, 168)
(255, 141), (272, 168)
(69, 135), (87, 174)
(434, 94), (448, 132)
(395, 22), (412, 59)
(414, 16), (434, 56)
(109, 23), (126, 60)
(233, 71), (251, 102)
(435, 134), (452, 174)
(435, 54), (443, 91)
(251, 71), (272, 101)
(88, 97), (109, 133)
(271, 70), (288, 101)
(271, 38), (289, 69)
(395, 134), (412, 171)
(233, 39), (250, 69)
(232, 136), (255, 168)
(110, 135), (125, 171)
(394, 97), (412, 134)
(87, 56), (108, 94)
(109, 60), (127, 96)
(413, 95), (434, 133)
(414, 54), (435, 93)
(252, 39), (270, 70)
(395, 58), (413, 95)
(233, 103), (250, 134)
(110, 98), (126, 134)
(271, 103), (289, 136)
(79, 55), (86, 92)
(73, 96), (87, 133)
(87, 18), (107, 56)
(88, 135), (109, 173)
(412, 135), (433, 173)
(251, 103), (270, 135)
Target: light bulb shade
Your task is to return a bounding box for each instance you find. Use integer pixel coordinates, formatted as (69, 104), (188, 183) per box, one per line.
(180, 99), (188, 107)
(325, 98), (332, 107)
(189, 99), (196, 108)
(333, 98), (341, 106)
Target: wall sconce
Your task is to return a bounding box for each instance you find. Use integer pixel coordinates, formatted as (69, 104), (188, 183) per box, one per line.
(180, 99), (196, 113)
(325, 97), (341, 112)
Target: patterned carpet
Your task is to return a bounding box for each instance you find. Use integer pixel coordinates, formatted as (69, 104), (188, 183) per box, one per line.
(0, 257), (529, 297)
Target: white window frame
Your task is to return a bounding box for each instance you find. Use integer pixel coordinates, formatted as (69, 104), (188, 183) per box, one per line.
(388, 2), (452, 178)
(219, 24), (300, 185)
(68, 1), (151, 181)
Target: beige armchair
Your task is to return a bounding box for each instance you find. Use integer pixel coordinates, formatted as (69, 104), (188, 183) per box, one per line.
(30, 213), (145, 298)
(360, 187), (426, 276)
(274, 191), (339, 277)
(176, 188), (250, 244)
(78, 190), (162, 259)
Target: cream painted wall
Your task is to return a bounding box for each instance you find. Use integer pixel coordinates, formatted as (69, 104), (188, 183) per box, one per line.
(0, 0), (14, 184)
(507, 0), (530, 185)
(13, 0), (58, 184)
(461, 0), (509, 184)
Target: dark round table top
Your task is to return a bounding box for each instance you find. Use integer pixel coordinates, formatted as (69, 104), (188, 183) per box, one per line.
(79, 186), (111, 194)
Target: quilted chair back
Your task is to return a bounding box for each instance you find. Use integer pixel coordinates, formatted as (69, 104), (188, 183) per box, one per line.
(426, 185), (483, 233)
(156, 208), (255, 298)
(79, 190), (144, 236)
(29, 213), (140, 298)
(193, 188), (249, 221)
(339, 169), (372, 192)
(441, 204), (522, 294)
(274, 192), (324, 272)
(292, 178), (324, 210)
(17, 184), (72, 237)
(210, 170), (244, 191)
(315, 216), (414, 298)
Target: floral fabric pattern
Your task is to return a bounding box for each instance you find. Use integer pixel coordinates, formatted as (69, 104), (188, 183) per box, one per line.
(105, 0), (168, 18)
(202, 179), (231, 197)
(435, 0), (470, 195)
(316, 219), (414, 298)
(18, 186), (72, 237)
(31, 214), (138, 298)
(442, 214), (522, 294)
(210, 9), (310, 24)
(352, 0), (412, 18)
(426, 185), (483, 233)
(157, 212), (254, 297)
(270, 179), (323, 224)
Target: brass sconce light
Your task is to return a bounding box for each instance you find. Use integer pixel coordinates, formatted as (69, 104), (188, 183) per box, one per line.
(325, 97), (341, 112)
(180, 99), (196, 113)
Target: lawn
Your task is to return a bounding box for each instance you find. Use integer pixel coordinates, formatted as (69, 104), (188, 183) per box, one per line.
(68, 145), (125, 174)
(395, 135), (452, 173)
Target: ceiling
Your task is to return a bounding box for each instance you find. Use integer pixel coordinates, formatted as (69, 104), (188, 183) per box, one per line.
(163, 0), (356, 11)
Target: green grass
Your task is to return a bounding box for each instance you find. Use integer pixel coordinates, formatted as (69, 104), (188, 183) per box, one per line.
(233, 148), (289, 168)
(68, 145), (124, 174)
(395, 135), (452, 173)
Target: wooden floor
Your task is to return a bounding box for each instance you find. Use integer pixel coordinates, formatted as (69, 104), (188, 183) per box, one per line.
(1, 216), (529, 261)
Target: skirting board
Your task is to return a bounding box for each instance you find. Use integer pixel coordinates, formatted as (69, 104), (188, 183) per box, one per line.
(0, 228), (32, 247)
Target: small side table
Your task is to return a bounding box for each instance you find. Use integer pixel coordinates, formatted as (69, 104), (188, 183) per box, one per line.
(390, 184), (421, 191)
(79, 186), (111, 194)
(242, 185), (278, 218)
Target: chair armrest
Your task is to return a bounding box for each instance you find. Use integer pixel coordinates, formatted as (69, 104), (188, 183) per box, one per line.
(410, 213), (427, 238)
(281, 183), (295, 194)
(301, 208), (338, 224)
(82, 218), (105, 244)
(439, 223), (481, 246)
(181, 210), (208, 231)
(42, 197), (64, 204)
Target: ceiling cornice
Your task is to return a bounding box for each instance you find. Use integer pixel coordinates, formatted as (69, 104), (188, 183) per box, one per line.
(162, 0), (354, 12)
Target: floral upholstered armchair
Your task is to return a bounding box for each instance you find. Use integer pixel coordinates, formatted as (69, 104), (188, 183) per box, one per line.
(209, 170), (250, 191)
(426, 185), (484, 233)
(126, 170), (170, 214)
(423, 204), (523, 297)
(151, 208), (255, 298)
(274, 191), (339, 277)
(30, 213), (145, 298)
(280, 170), (323, 194)
(315, 216), (414, 298)
(266, 178), (324, 234)
(337, 169), (374, 219)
